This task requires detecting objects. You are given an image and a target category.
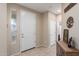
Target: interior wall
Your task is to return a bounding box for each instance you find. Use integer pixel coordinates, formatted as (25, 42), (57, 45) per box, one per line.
(48, 12), (57, 46)
(41, 12), (57, 47)
(62, 3), (79, 49)
(42, 12), (50, 47)
(36, 13), (43, 47)
(0, 3), (7, 56)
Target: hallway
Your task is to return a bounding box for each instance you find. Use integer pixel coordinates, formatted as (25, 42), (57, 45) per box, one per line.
(0, 3), (60, 56)
(21, 45), (56, 56)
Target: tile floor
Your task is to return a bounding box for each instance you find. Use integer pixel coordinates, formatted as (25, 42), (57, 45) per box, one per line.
(20, 45), (56, 56)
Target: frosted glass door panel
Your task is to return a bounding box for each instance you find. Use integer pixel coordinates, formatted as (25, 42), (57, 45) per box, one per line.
(10, 9), (17, 44)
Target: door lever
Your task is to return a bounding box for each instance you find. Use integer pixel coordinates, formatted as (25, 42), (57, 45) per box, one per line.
(21, 34), (24, 38)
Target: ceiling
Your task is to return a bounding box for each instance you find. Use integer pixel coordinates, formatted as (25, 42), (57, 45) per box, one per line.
(18, 3), (62, 14)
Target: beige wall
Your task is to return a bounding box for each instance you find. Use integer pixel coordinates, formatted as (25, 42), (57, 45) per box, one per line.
(42, 12), (49, 47)
(62, 3), (79, 49)
(36, 13), (43, 47)
(48, 12), (57, 46)
(42, 12), (57, 47)
(0, 3), (7, 55)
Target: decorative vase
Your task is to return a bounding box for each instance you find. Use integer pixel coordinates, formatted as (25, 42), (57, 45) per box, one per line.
(68, 37), (72, 48)
(68, 37), (75, 48)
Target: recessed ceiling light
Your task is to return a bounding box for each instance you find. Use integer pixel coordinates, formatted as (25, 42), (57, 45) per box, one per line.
(57, 9), (61, 14)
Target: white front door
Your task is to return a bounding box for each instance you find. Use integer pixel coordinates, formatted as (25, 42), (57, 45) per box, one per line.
(20, 9), (36, 51)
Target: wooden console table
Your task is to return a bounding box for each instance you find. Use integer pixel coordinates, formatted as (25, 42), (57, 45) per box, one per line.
(56, 41), (79, 56)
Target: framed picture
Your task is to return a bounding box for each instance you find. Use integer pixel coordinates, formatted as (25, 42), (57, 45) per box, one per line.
(66, 16), (74, 28)
(63, 29), (69, 43)
(64, 3), (77, 13)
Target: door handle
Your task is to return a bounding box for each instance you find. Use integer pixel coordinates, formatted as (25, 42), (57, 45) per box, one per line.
(21, 34), (24, 38)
